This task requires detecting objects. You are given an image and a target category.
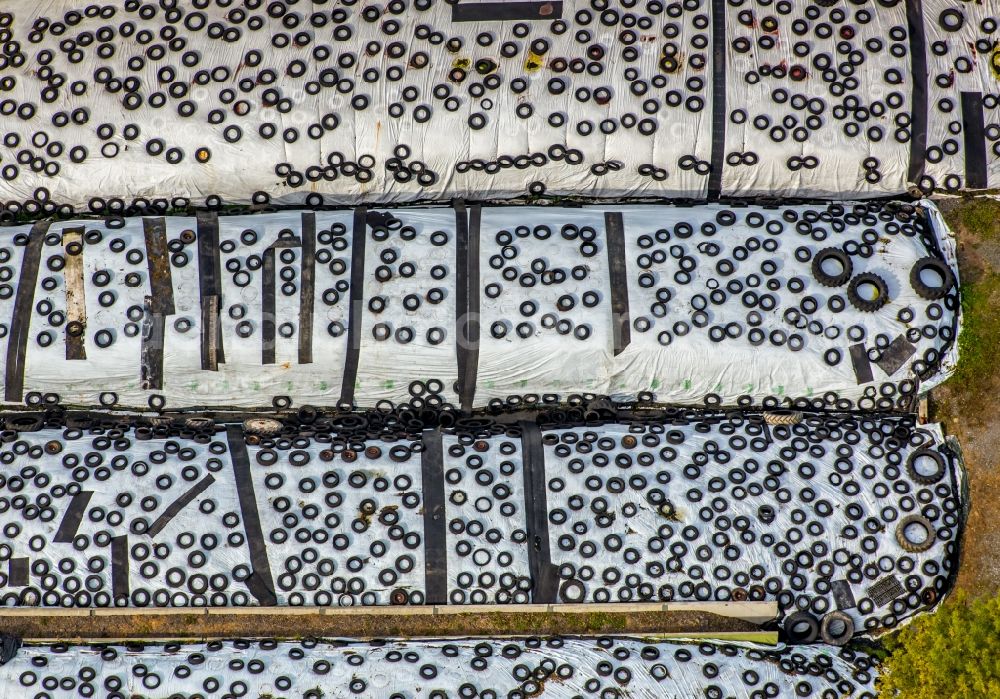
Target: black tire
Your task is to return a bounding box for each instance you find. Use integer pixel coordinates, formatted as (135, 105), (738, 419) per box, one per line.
(939, 8), (964, 32)
(896, 514), (936, 553)
(820, 610), (855, 646)
(909, 256), (955, 300)
(847, 273), (889, 312)
(559, 579), (586, 603)
(783, 610), (819, 644)
(906, 448), (946, 485)
(810, 248), (852, 287)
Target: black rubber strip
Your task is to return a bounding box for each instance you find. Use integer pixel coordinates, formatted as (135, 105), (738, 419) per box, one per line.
(455, 200), (481, 412)
(849, 343), (874, 385)
(340, 206), (367, 407)
(196, 210), (224, 369)
(261, 235), (301, 366)
(455, 200), (468, 406)
(4, 220), (49, 403)
(261, 247), (277, 365)
(760, 419), (773, 447)
(146, 474), (216, 538)
(707, 0), (727, 201)
(111, 535), (129, 601)
(420, 428), (447, 605)
(140, 300), (166, 391)
(906, 0), (928, 183)
(831, 579), (857, 611)
(873, 334), (917, 378)
(226, 425), (277, 605)
(298, 212), (316, 365)
(53, 490), (93, 543)
(463, 204), (481, 411)
(961, 91), (988, 189)
(520, 421), (558, 603)
(453, 1), (562, 22)
(62, 226), (87, 361)
(142, 217), (175, 314)
(605, 212), (631, 356)
(7, 558), (28, 587)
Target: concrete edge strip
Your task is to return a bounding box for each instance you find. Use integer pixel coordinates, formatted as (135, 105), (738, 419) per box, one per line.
(0, 601), (776, 620)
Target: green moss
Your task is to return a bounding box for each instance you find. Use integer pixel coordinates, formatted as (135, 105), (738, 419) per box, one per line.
(943, 197), (1000, 242)
(947, 273), (1000, 400)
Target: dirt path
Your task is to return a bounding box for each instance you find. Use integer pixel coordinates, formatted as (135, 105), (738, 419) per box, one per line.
(933, 197), (1000, 595)
(0, 609), (765, 642)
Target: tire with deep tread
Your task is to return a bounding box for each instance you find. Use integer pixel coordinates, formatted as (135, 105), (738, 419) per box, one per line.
(764, 410), (803, 426)
(5, 415), (43, 432)
(847, 272), (889, 312)
(906, 448), (947, 485)
(909, 256), (955, 300)
(810, 247), (853, 287)
(244, 417), (283, 437)
(184, 417), (215, 431)
(896, 514), (936, 553)
(819, 610), (855, 646)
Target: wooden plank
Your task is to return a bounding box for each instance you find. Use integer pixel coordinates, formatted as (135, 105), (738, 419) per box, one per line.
(62, 227), (87, 360)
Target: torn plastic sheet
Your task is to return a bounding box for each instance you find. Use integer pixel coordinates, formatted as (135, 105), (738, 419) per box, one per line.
(0, 411), (963, 641)
(0, 1), (998, 207)
(0, 638), (877, 698)
(0, 200), (960, 410)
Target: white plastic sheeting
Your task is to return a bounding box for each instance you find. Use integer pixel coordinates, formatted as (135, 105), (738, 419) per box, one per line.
(0, 0), (713, 206)
(0, 421), (253, 608)
(248, 435), (428, 607)
(0, 638), (878, 699)
(0, 413), (963, 641)
(475, 200), (960, 407)
(921, 0), (1000, 192)
(540, 418), (961, 637)
(721, 1), (911, 197)
(0, 0), (997, 206)
(442, 431), (532, 602)
(0, 201), (960, 410)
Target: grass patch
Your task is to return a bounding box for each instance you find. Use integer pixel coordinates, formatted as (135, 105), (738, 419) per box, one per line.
(948, 273), (1000, 401)
(935, 197), (1000, 420)
(943, 197), (1000, 242)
